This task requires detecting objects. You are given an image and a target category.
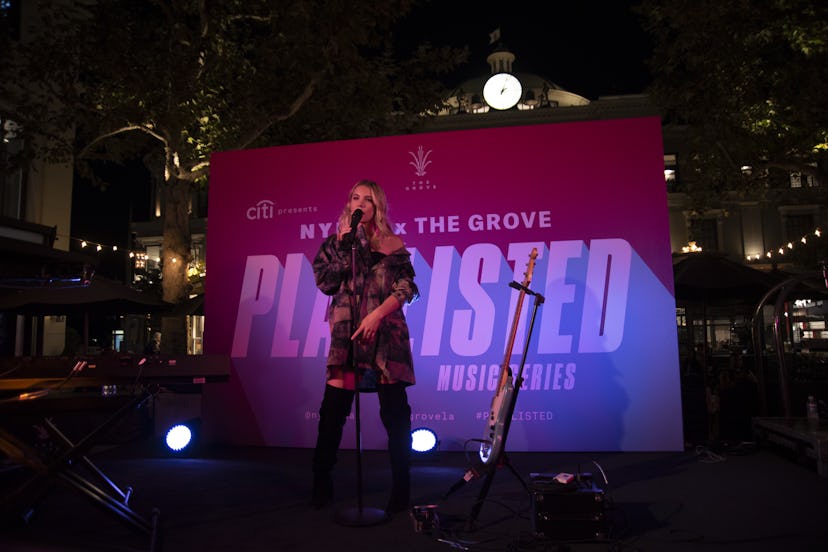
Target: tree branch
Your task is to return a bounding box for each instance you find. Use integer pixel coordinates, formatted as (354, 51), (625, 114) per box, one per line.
(176, 72), (321, 180)
(77, 124), (167, 160)
(234, 72), (322, 151)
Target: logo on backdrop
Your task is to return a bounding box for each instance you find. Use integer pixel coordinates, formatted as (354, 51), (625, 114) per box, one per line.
(247, 200), (275, 220)
(407, 145), (435, 191)
(246, 199), (318, 221)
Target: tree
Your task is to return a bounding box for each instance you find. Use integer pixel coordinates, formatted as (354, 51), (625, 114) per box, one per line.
(637, 0), (828, 211)
(0, 0), (465, 307)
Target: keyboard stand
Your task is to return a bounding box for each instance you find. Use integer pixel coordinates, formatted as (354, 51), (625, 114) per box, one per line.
(0, 385), (162, 551)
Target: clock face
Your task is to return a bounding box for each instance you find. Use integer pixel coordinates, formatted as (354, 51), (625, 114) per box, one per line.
(483, 73), (522, 110)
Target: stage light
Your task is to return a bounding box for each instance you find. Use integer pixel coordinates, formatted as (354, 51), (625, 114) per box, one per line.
(411, 427), (438, 454)
(165, 422), (196, 453)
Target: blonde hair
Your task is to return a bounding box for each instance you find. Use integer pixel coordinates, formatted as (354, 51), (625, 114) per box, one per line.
(338, 179), (394, 239)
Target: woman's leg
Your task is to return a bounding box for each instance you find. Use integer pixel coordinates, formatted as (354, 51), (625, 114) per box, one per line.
(378, 383), (412, 513)
(312, 384), (354, 509)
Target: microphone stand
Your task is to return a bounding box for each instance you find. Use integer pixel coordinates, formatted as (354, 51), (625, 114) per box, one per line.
(333, 228), (390, 527)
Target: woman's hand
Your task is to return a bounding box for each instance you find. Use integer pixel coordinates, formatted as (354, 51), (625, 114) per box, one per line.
(352, 296), (401, 341)
(351, 311), (381, 342)
(337, 221), (351, 242)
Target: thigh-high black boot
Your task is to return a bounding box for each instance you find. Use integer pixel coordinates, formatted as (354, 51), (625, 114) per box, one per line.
(312, 384), (354, 509)
(378, 383), (412, 513)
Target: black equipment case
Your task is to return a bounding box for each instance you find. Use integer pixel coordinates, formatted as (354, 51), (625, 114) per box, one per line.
(529, 473), (608, 541)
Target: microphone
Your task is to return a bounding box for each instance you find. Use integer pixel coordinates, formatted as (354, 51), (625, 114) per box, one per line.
(342, 209), (363, 247)
(349, 209), (363, 235)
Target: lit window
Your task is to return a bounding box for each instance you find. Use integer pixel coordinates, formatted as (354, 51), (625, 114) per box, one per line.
(664, 154), (678, 191)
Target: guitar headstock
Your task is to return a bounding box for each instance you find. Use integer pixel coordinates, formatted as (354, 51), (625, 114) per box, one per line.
(522, 248), (538, 288)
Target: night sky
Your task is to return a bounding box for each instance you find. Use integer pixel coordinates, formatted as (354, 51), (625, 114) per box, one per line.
(70, 160), (152, 281)
(70, 2), (653, 275)
(396, 2), (652, 100)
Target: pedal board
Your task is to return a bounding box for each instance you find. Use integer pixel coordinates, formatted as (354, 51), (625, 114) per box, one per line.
(529, 472), (608, 541)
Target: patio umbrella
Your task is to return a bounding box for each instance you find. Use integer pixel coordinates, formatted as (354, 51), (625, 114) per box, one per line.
(0, 275), (169, 315)
(673, 253), (780, 305)
(672, 253), (780, 404)
(0, 275), (170, 354)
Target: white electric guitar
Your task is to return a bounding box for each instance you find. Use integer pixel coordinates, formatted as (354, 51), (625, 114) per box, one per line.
(479, 247), (538, 465)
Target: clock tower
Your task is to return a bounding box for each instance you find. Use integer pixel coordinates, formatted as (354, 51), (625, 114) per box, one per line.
(431, 35), (590, 121)
(482, 47), (522, 110)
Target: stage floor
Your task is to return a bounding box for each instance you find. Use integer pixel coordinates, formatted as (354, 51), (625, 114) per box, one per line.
(2, 441), (828, 552)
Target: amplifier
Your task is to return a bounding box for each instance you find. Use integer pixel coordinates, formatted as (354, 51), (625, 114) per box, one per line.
(529, 473), (607, 541)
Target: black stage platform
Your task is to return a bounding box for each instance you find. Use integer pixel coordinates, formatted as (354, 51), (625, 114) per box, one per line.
(2, 439), (828, 552)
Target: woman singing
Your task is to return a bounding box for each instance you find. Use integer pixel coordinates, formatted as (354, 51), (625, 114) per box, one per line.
(311, 179), (419, 514)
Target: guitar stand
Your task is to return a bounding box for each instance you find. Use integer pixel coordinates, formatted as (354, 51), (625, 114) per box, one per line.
(466, 452), (529, 532)
(466, 284), (544, 531)
(1, 385), (162, 551)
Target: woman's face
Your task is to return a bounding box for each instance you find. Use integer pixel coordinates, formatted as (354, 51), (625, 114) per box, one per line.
(349, 184), (375, 225)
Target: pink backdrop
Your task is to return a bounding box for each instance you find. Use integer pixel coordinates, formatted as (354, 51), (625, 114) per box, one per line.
(203, 117), (684, 452)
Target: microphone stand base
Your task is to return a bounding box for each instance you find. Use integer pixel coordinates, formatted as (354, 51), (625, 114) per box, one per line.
(333, 505), (390, 527)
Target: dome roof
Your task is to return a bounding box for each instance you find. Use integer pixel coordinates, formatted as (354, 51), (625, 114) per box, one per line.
(441, 71), (590, 115)
(438, 42), (590, 115)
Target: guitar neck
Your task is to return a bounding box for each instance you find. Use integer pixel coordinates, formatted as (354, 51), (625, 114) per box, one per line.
(496, 248), (538, 390)
(497, 288), (526, 387)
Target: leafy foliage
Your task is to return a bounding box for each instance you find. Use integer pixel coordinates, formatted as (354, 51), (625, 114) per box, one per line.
(637, 0), (828, 209)
(0, 0), (466, 303)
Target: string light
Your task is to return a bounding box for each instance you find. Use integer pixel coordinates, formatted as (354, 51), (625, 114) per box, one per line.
(63, 234), (200, 277)
(61, 234), (148, 265)
(747, 228), (823, 263)
(58, 233), (206, 285)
